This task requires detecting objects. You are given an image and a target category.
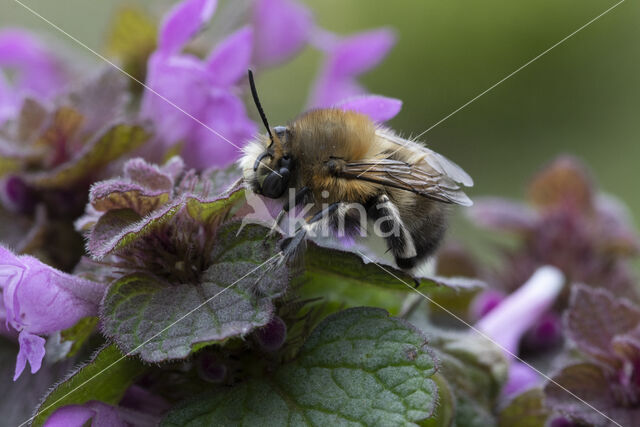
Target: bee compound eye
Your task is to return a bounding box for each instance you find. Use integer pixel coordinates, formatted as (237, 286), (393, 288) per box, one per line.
(274, 126), (288, 140)
(261, 169), (289, 199)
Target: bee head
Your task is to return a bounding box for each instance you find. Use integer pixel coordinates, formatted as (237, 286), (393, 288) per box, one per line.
(240, 71), (292, 199)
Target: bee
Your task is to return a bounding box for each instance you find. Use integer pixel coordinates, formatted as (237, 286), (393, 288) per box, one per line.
(240, 71), (473, 270)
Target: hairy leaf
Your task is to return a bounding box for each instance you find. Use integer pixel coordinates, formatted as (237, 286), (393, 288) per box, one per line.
(31, 344), (145, 427)
(544, 362), (637, 427)
(101, 223), (288, 362)
(566, 285), (640, 364)
(499, 388), (549, 427)
(303, 242), (484, 292)
(162, 307), (438, 426)
(408, 309), (507, 427)
(27, 123), (151, 189)
(90, 179), (171, 216)
(87, 202), (180, 259)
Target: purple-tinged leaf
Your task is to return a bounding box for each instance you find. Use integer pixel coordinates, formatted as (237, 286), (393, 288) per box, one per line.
(545, 362), (637, 426)
(158, 0), (217, 55)
(25, 123), (151, 189)
(100, 223), (288, 362)
(124, 157), (182, 191)
(595, 194), (640, 256)
(565, 285), (640, 365)
(90, 180), (170, 216)
(86, 201), (180, 260)
(334, 95), (402, 122)
(66, 68), (130, 135)
(527, 155), (593, 212)
(468, 197), (538, 232)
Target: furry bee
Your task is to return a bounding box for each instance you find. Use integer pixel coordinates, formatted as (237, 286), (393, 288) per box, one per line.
(240, 71), (473, 270)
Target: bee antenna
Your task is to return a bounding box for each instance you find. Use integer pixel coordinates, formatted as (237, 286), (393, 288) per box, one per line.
(248, 70), (274, 145)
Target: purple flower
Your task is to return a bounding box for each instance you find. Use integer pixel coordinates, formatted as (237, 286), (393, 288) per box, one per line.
(254, 315), (287, 352)
(502, 361), (540, 398)
(252, 0), (313, 67)
(309, 28), (395, 107)
(0, 245), (104, 379)
(334, 95), (402, 123)
(475, 266), (564, 397)
(0, 29), (66, 124)
(469, 289), (504, 321)
(44, 401), (124, 427)
(141, 0), (257, 169)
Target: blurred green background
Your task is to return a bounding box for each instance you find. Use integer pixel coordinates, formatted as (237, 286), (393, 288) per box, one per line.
(2, 0), (639, 234)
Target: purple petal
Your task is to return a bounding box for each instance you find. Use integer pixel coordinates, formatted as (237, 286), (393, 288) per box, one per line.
(0, 73), (17, 124)
(309, 28), (395, 108)
(0, 245), (103, 335)
(253, 0), (313, 67)
(158, 0), (217, 54)
(502, 361), (539, 398)
(334, 95), (402, 122)
(44, 405), (94, 427)
(327, 28), (395, 78)
(142, 53), (211, 145)
(0, 28), (65, 99)
(310, 76), (365, 108)
(14, 330), (45, 380)
(44, 401), (125, 427)
(206, 26), (253, 86)
(184, 89), (256, 169)
(469, 289), (505, 321)
(475, 266), (564, 358)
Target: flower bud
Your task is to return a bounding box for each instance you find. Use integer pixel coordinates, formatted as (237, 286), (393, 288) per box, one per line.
(254, 316), (287, 352)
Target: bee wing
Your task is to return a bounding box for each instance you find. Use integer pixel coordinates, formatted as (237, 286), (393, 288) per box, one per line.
(376, 129), (474, 187)
(339, 130), (474, 206)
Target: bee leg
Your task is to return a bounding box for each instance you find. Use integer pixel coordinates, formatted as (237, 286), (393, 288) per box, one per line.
(369, 195), (418, 270)
(266, 186), (311, 239)
(280, 202), (341, 260)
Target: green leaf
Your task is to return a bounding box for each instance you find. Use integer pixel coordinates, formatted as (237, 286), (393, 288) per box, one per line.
(303, 242), (483, 292)
(162, 307), (438, 426)
(88, 202), (180, 259)
(26, 123), (151, 189)
(101, 223), (288, 362)
(408, 309), (507, 427)
(499, 388), (549, 427)
(31, 344), (145, 427)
